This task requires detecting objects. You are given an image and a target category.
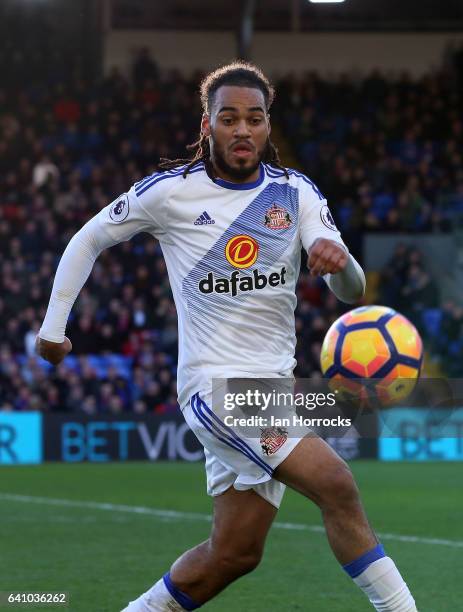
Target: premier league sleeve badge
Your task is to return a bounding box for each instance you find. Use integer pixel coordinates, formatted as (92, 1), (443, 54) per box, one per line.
(109, 194), (130, 222)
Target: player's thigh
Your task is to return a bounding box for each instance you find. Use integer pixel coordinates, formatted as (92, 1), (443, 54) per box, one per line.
(210, 486), (278, 557)
(274, 435), (356, 505)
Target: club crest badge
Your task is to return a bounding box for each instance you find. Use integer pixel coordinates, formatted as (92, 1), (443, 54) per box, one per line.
(109, 194), (130, 222)
(260, 427), (288, 456)
(264, 203), (292, 230)
(320, 205), (337, 231)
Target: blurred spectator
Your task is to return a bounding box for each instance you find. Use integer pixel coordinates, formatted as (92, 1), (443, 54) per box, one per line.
(2, 61), (463, 411)
(32, 155), (59, 188)
(401, 265), (438, 316)
(24, 321), (41, 357)
(132, 48), (159, 88)
(433, 301), (463, 375)
(379, 245), (439, 318)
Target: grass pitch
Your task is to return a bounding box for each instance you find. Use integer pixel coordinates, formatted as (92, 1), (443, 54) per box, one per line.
(0, 461), (461, 611)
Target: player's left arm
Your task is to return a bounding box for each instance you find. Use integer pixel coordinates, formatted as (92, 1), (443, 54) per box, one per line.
(298, 184), (365, 304)
(307, 238), (365, 304)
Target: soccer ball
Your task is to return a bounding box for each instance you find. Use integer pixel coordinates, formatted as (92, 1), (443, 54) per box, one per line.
(320, 305), (423, 406)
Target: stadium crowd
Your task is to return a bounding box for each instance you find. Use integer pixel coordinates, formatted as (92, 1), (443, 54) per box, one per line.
(379, 243), (463, 376)
(1, 48), (462, 411)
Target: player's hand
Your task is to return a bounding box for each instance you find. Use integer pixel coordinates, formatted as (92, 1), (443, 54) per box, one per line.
(307, 238), (348, 276)
(35, 336), (72, 366)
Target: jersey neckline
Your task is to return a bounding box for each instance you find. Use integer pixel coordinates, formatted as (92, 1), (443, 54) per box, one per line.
(212, 163), (265, 191)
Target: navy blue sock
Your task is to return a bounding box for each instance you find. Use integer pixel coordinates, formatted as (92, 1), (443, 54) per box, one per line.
(162, 572), (201, 611)
(342, 543), (386, 579)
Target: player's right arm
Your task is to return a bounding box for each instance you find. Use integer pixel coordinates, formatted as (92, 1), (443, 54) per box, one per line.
(36, 185), (166, 366)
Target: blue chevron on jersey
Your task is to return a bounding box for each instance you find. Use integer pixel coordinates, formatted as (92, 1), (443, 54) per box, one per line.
(181, 181), (298, 346)
(135, 163), (205, 197)
(263, 164), (287, 178)
(134, 165), (187, 193)
(264, 164), (324, 200)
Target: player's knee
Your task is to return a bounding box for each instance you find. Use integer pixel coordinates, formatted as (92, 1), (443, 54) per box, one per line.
(320, 464), (359, 509)
(215, 546), (263, 577)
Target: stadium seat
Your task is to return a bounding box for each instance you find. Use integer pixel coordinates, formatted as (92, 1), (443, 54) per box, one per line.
(63, 355), (79, 369)
(86, 355), (108, 378)
(448, 339), (462, 357)
(372, 194), (395, 221)
(421, 308), (443, 338)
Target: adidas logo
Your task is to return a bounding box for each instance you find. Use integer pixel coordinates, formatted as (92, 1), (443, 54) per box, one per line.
(194, 211), (216, 225)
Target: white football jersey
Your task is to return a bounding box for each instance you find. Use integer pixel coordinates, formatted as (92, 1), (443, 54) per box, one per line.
(92, 162), (346, 407)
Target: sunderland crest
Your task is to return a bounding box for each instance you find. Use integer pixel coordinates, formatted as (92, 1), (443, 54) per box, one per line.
(264, 204), (292, 230)
(260, 427), (288, 456)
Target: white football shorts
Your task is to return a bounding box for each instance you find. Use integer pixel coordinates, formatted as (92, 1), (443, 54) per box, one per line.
(182, 386), (305, 509)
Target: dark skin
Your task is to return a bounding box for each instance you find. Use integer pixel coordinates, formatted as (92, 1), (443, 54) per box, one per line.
(35, 335), (72, 365)
(201, 85), (269, 183)
(308, 237), (348, 276)
(36, 85), (347, 366)
(35, 86), (372, 608)
(169, 438), (377, 604)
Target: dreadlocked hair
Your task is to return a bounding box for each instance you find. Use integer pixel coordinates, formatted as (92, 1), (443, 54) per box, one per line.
(158, 61), (289, 179)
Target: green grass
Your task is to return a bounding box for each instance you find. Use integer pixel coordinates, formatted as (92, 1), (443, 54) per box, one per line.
(0, 462), (462, 611)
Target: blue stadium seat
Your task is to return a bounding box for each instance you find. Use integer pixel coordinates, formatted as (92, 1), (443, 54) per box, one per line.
(421, 308), (442, 338)
(448, 339), (462, 357)
(372, 193), (394, 221)
(107, 354), (133, 379)
(63, 355), (79, 370)
(118, 366), (132, 380)
(18, 355), (52, 372)
(86, 355), (108, 378)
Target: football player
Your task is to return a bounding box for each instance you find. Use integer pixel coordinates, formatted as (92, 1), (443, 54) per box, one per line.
(37, 62), (417, 612)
